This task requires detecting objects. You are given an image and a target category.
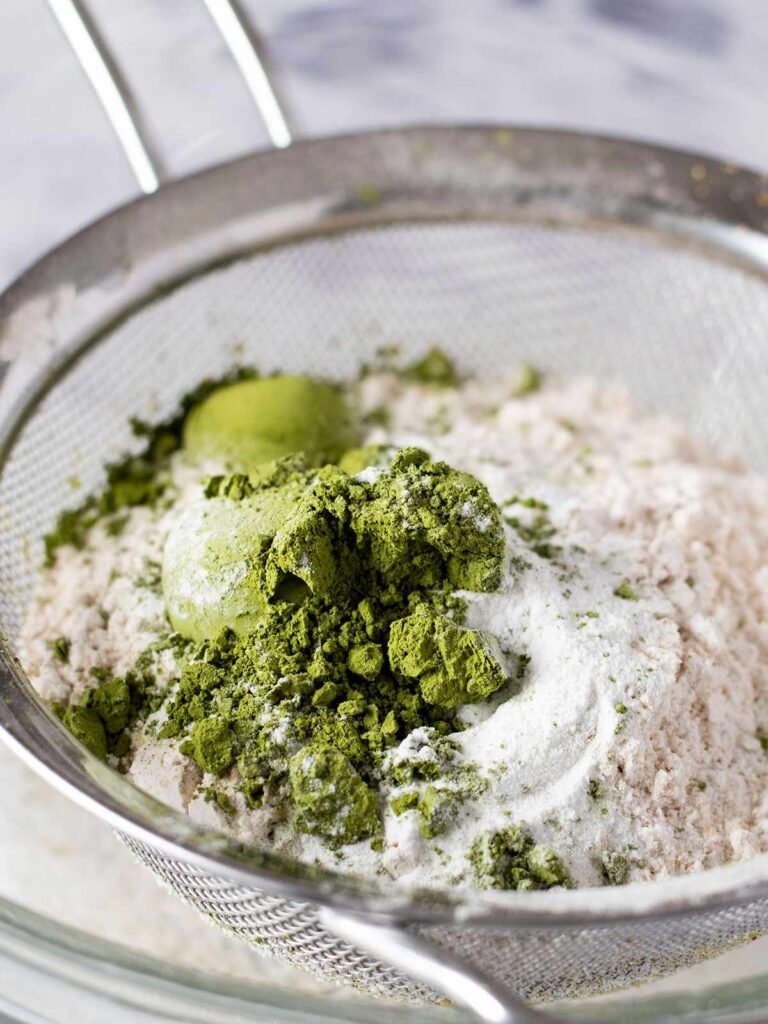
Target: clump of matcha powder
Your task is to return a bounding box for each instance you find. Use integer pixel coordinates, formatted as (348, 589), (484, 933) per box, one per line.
(47, 363), (569, 887)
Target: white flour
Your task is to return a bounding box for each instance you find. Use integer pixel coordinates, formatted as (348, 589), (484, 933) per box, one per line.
(18, 371), (768, 889)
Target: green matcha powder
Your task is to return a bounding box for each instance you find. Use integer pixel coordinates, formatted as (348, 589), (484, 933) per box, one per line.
(46, 361), (570, 888)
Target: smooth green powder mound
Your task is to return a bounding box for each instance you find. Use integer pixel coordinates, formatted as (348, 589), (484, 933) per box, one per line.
(183, 375), (358, 469)
(163, 468), (309, 642)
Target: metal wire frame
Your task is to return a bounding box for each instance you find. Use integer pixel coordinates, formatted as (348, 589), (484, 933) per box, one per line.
(45, 0), (295, 193)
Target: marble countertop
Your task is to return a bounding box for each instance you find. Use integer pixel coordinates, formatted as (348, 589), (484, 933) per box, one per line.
(2, 0), (768, 290)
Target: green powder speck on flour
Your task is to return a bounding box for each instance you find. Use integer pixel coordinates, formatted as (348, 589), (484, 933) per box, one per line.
(469, 823), (572, 890)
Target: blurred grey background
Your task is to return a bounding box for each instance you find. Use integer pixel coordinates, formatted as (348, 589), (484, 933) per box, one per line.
(2, 0), (768, 286)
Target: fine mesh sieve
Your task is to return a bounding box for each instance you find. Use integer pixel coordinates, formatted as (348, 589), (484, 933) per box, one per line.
(3, 129), (768, 1021)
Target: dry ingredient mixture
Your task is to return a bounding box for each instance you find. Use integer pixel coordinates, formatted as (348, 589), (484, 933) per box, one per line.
(19, 352), (768, 890)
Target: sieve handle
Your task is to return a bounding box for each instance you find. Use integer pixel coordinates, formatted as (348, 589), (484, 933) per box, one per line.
(45, 0), (297, 195)
(320, 908), (573, 1024)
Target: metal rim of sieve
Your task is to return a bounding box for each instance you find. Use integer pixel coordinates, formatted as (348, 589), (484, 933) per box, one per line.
(2, 123), (768, 933)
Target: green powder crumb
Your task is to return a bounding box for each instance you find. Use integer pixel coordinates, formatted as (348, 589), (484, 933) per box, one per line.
(50, 637), (70, 664)
(504, 497), (559, 560)
(759, 735), (768, 753)
(289, 743), (379, 846)
(62, 705), (107, 761)
(54, 668), (157, 764)
(311, 681), (340, 707)
(362, 346), (462, 389)
(515, 651), (531, 682)
(614, 579), (639, 601)
(402, 348), (460, 388)
(395, 754), (486, 839)
(202, 786), (236, 816)
(587, 779), (603, 801)
(601, 850), (630, 886)
(417, 784), (454, 838)
(513, 364), (542, 396)
(389, 734), (457, 786)
(183, 718), (234, 777)
(388, 605), (507, 708)
(469, 823), (571, 890)
(503, 495), (549, 511)
(105, 514), (129, 537)
(347, 643), (385, 681)
(43, 510), (92, 565)
(505, 514), (559, 559)
(351, 447), (504, 592)
(87, 677), (131, 734)
(390, 791), (420, 816)
(615, 703), (628, 714)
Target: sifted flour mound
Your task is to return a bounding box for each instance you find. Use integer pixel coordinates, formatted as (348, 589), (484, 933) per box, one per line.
(18, 371), (768, 889)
